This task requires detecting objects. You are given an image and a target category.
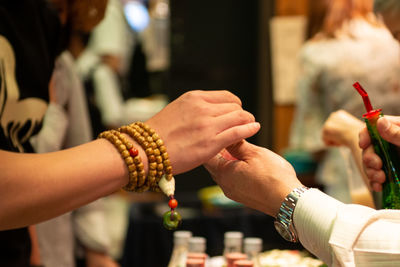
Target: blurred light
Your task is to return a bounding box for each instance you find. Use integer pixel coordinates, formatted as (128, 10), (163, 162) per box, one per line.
(124, 1), (150, 32)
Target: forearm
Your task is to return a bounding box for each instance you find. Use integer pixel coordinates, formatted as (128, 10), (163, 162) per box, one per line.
(0, 138), (147, 230)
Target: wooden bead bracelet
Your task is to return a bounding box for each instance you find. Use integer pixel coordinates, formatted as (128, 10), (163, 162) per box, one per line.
(98, 122), (181, 230)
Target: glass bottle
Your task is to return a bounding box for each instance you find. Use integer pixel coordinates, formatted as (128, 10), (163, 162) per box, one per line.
(223, 232), (243, 255)
(188, 236), (207, 253)
(364, 110), (400, 209)
(243, 238), (262, 267)
(168, 230), (193, 267)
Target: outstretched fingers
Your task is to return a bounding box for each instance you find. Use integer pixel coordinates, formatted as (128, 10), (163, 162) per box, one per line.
(215, 122), (260, 149)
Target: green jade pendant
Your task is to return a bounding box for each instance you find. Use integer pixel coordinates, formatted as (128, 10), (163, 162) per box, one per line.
(162, 196), (182, 230)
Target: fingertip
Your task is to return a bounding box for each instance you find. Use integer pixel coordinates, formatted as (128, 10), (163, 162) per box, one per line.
(377, 117), (390, 132)
(358, 127), (370, 149)
(251, 122), (261, 131)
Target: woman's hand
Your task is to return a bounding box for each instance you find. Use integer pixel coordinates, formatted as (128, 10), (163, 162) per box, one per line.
(359, 116), (400, 191)
(322, 110), (363, 147)
(146, 90), (260, 174)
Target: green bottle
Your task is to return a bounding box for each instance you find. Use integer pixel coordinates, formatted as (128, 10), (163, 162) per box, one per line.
(364, 110), (400, 209)
(353, 82), (400, 209)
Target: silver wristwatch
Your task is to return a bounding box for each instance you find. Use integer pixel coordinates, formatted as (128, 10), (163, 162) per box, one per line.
(274, 186), (309, 242)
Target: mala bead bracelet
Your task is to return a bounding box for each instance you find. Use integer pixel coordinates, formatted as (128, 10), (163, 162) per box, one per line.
(100, 122), (182, 230)
(98, 130), (143, 191)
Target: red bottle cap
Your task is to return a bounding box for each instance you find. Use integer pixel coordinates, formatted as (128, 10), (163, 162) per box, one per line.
(187, 252), (208, 260)
(226, 252), (247, 267)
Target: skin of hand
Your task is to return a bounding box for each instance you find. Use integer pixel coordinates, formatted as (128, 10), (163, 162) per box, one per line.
(322, 110), (364, 147)
(0, 90), (259, 230)
(204, 140), (303, 217)
(146, 90), (261, 174)
(322, 110), (372, 190)
(359, 116), (400, 191)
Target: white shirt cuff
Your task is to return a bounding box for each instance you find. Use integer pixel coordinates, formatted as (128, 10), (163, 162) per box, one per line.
(293, 188), (343, 265)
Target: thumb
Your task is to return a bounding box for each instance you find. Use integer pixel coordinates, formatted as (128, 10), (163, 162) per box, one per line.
(225, 140), (258, 161)
(377, 117), (400, 146)
(204, 140), (253, 179)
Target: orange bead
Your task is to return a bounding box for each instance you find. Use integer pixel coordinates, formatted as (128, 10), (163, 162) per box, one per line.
(168, 198), (178, 209)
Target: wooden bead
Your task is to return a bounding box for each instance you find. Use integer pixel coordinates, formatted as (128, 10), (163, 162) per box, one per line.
(118, 144), (126, 153)
(133, 156), (141, 164)
(164, 159), (171, 167)
(128, 164), (137, 172)
(157, 163), (164, 171)
(160, 146), (167, 153)
(137, 162), (144, 171)
(148, 175), (156, 186)
(166, 166), (173, 174)
(149, 162), (157, 170)
(156, 139), (163, 146)
(125, 157), (134, 165)
(121, 150), (130, 158)
(149, 170), (157, 177)
(138, 171), (146, 186)
(145, 147), (154, 155)
(148, 155), (156, 162)
(138, 136), (146, 144)
(151, 142), (157, 149)
(152, 133), (160, 141)
(125, 142), (133, 150)
(142, 124), (150, 131)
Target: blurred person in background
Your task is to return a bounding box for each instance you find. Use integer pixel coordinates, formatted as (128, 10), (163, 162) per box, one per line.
(288, 0), (400, 203)
(76, 0), (168, 136)
(30, 0), (119, 266)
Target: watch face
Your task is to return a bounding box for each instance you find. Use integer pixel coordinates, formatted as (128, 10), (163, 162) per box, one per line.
(274, 221), (294, 242)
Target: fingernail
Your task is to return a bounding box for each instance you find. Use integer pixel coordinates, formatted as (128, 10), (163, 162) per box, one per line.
(252, 122), (261, 129)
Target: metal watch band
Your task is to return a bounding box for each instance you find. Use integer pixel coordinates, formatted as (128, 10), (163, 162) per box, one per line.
(274, 186), (309, 242)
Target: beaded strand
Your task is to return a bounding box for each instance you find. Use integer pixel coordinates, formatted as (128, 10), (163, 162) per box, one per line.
(99, 122), (182, 230)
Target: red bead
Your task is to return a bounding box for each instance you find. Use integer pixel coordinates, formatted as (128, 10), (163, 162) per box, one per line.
(168, 198), (178, 209)
(129, 147), (139, 157)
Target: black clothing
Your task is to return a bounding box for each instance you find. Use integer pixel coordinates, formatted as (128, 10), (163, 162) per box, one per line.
(0, 0), (62, 266)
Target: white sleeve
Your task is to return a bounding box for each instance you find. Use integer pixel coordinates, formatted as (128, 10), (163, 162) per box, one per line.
(73, 199), (111, 254)
(30, 103), (68, 153)
(92, 65), (125, 126)
(294, 189), (400, 266)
